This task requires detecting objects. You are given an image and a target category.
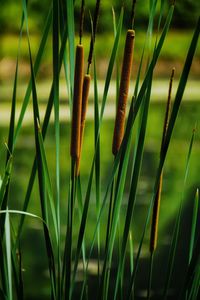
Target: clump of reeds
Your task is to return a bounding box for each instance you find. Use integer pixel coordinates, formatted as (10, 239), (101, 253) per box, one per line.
(112, 29), (135, 156)
(150, 67), (175, 253)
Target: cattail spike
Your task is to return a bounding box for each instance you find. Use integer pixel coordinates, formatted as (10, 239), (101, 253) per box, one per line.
(112, 29), (135, 156)
(76, 74), (91, 176)
(150, 68), (175, 253)
(70, 44), (84, 160)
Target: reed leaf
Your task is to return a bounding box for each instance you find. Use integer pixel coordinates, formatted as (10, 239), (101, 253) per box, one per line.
(5, 211), (12, 300)
(189, 188), (199, 263)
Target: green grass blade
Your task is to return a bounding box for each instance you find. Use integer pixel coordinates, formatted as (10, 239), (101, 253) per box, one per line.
(100, 8), (123, 121)
(0, 157), (13, 209)
(16, 21), (69, 242)
(37, 127), (58, 243)
(71, 160), (95, 295)
(93, 57), (101, 282)
(0, 9), (24, 236)
(189, 188), (199, 263)
(76, 177), (86, 267)
(64, 161), (76, 300)
(5, 211), (12, 300)
(14, 7), (52, 145)
(53, 0), (60, 230)
(188, 262), (200, 300)
(1, 209), (57, 299)
(52, 1), (61, 295)
(22, 0), (57, 295)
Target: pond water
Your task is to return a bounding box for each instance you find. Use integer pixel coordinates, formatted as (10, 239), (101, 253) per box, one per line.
(0, 100), (199, 299)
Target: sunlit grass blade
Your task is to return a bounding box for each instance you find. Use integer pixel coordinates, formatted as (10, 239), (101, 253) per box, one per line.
(5, 211), (12, 300)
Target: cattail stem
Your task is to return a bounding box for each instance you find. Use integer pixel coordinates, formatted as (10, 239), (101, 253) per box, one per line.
(112, 29), (135, 156)
(79, 0), (85, 45)
(70, 45), (84, 160)
(161, 67), (175, 150)
(150, 173), (163, 252)
(130, 0), (137, 29)
(76, 74), (91, 176)
(150, 68), (175, 253)
(87, 0), (101, 72)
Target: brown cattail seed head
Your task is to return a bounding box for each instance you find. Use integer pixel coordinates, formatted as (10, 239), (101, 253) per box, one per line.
(112, 29), (135, 155)
(70, 44), (84, 159)
(76, 74), (91, 176)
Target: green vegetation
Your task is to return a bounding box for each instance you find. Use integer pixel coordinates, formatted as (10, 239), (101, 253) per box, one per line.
(0, 0), (199, 299)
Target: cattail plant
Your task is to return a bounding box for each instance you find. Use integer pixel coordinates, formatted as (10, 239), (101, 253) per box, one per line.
(150, 67), (175, 253)
(70, 0), (86, 163)
(112, 29), (135, 156)
(75, 0), (101, 176)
